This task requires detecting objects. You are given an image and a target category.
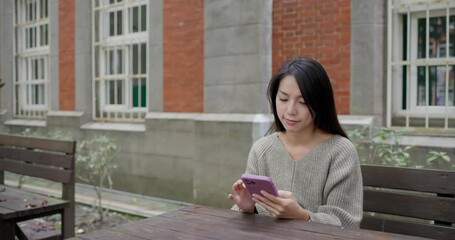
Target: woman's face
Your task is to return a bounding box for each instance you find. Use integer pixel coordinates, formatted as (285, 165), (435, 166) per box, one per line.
(276, 75), (314, 134)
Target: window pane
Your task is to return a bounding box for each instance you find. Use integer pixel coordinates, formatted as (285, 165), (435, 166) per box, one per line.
(26, 28), (30, 48)
(417, 66), (426, 106)
(118, 49), (123, 74)
(29, 27), (36, 48)
(418, 15), (455, 59)
(45, 0), (48, 17)
(108, 50), (113, 74)
(109, 12), (115, 36)
(45, 24), (48, 45)
(40, 0), (45, 19)
(417, 18), (426, 59)
(141, 5), (146, 31)
(141, 43), (146, 74)
(132, 78), (146, 107)
(32, 85), (39, 104)
(95, 11), (100, 42)
(117, 11), (123, 35)
(107, 80), (115, 104)
(141, 78), (146, 107)
(132, 44), (138, 74)
(450, 15), (455, 57)
(106, 80), (124, 105)
(32, 1), (36, 21)
(40, 58), (45, 79)
(95, 46), (100, 77)
(40, 25), (44, 46)
(417, 65), (455, 106)
(429, 16), (447, 58)
(132, 6), (139, 32)
(33, 59), (38, 80)
(117, 80), (123, 104)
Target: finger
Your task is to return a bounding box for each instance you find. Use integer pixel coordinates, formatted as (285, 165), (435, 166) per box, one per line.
(253, 198), (279, 216)
(260, 190), (280, 203)
(232, 180), (242, 192)
(227, 194), (235, 201)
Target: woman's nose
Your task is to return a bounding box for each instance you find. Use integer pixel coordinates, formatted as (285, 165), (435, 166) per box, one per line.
(286, 102), (297, 115)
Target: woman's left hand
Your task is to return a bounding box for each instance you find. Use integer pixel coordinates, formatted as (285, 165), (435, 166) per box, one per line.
(252, 190), (309, 220)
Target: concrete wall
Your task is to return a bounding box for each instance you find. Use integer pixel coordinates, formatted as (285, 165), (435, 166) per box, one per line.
(0, 112), (273, 208)
(204, 0), (272, 113)
(350, 0), (386, 125)
(0, 0), (14, 119)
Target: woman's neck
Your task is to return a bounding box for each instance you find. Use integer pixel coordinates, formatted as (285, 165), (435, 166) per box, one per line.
(279, 128), (331, 148)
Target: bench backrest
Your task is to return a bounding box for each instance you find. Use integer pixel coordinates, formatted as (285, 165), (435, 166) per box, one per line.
(0, 134), (76, 201)
(361, 164), (455, 239)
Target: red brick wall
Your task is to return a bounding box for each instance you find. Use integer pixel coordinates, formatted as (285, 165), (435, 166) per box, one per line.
(273, 0), (351, 114)
(163, 0), (204, 112)
(58, 0), (75, 110)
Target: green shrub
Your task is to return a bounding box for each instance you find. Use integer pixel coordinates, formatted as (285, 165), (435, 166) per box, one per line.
(76, 135), (118, 222)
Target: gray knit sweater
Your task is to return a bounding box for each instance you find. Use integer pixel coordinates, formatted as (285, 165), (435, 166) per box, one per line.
(233, 132), (363, 229)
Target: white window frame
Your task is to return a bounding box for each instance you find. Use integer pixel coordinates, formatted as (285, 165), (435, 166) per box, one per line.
(93, 0), (149, 122)
(13, 0), (50, 119)
(387, 0), (455, 128)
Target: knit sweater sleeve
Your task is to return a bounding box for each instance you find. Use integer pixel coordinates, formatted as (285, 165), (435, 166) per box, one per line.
(307, 139), (363, 229)
(231, 137), (271, 214)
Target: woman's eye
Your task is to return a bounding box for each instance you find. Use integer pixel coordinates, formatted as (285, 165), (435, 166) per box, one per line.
(279, 98), (288, 102)
(299, 101), (306, 105)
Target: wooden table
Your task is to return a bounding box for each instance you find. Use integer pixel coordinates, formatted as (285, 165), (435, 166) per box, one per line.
(0, 184), (69, 239)
(69, 205), (428, 240)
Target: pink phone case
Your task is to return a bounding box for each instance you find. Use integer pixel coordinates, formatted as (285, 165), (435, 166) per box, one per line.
(241, 174), (279, 197)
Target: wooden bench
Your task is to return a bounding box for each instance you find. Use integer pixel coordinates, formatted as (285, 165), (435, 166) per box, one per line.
(0, 134), (76, 239)
(361, 164), (455, 239)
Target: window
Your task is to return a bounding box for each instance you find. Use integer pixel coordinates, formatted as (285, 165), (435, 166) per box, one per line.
(14, 0), (49, 119)
(388, 0), (455, 128)
(93, 0), (148, 122)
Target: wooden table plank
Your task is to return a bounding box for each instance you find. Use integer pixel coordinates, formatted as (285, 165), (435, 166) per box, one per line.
(114, 220), (214, 240)
(75, 229), (149, 240)
(68, 205), (430, 240)
(0, 185), (68, 221)
(175, 205), (426, 240)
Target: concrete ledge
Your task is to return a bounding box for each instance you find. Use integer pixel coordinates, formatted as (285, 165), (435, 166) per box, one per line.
(4, 119), (46, 127)
(81, 122), (146, 132)
(47, 111), (84, 117)
(338, 115), (374, 126)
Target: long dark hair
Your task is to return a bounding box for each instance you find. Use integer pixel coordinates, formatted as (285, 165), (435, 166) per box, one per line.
(267, 57), (348, 139)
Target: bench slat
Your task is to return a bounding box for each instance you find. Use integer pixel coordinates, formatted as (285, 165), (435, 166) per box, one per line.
(0, 134), (75, 154)
(361, 215), (455, 240)
(0, 158), (72, 184)
(361, 165), (455, 238)
(364, 189), (455, 222)
(362, 165), (455, 194)
(0, 147), (73, 169)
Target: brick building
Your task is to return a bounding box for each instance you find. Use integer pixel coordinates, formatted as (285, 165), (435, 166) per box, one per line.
(0, 0), (454, 207)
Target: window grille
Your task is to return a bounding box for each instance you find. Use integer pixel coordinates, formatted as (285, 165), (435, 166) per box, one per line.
(93, 0), (148, 122)
(387, 0), (455, 129)
(13, 0), (49, 119)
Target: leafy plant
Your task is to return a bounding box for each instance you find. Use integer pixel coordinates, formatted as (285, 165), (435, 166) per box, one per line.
(426, 151), (451, 169)
(348, 126), (454, 170)
(372, 128), (412, 167)
(76, 135), (118, 222)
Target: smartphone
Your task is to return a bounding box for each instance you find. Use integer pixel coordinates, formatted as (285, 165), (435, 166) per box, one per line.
(241, 174), (279, 197)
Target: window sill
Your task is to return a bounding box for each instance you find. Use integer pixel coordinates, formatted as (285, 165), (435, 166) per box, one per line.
(81, 122), (145, 132)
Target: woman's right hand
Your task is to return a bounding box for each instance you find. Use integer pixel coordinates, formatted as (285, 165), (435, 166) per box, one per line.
(227, 179), (255, 213)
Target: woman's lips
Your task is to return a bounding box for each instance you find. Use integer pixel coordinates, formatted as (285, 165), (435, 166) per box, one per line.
(284, 118), (299, 126)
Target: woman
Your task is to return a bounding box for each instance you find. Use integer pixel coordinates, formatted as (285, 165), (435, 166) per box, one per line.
(228, 57), (363, 229)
